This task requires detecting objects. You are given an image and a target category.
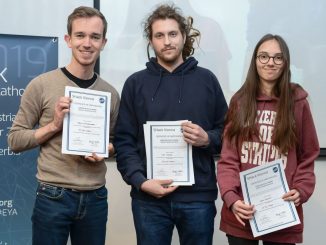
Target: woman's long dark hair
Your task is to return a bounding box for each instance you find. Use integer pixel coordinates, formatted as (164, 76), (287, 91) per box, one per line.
(225, 34), (297, 154)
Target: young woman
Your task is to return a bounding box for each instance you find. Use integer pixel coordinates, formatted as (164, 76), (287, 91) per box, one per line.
(217, 34), (319, 245)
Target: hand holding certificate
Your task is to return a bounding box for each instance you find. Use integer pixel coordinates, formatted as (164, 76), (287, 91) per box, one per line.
(240, 159), (300, 237)
(144, 121), (195, 186)
(62, 86), (111, 157)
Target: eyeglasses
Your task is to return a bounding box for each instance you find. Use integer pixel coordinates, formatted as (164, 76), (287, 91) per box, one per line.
(256, 53), (284, 65)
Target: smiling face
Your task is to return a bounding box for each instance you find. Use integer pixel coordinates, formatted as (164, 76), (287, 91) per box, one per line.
(65, 16), (107, 70)
(256, 39), (285, 92)
(150, 18), (185, 71)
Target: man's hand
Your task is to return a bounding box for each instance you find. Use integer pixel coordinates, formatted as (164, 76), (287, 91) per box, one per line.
(231, 200), (255, 226)
(85, 143), (114, 162)
(51, 96), (71, 132)
(35, 96), (71, 144)
(283, 189), (301, 206)
(140, 179), (178, 198)
(108, 143), (115, 156)
(84, 152), (104, 163)
(181, 121), (209, 147)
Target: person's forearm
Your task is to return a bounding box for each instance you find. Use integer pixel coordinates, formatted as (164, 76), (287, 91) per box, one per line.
(34, 121), (61, 145)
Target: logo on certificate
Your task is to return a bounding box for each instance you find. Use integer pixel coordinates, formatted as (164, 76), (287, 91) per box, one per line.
(99, 97), (105, 103)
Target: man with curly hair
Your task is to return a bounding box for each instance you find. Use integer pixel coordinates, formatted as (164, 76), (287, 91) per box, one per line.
(114, 4), (227, 245)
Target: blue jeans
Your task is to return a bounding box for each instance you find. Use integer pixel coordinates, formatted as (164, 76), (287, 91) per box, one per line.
(32, 183), (108, 245)
(132, 199), (216, 245)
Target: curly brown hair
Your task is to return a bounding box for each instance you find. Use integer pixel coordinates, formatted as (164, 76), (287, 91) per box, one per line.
(143, 4), (200, 60)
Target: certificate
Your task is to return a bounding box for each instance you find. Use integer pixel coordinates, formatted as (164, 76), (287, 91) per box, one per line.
(144, 121), (194, 186)
(62, 86), (111, 157)
(240, 159), (300, 237)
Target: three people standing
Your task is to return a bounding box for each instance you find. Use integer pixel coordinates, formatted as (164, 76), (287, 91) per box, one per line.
(7, 4), (320, 245)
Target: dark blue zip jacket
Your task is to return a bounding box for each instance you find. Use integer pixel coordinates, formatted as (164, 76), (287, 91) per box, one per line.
(114, 57), (228, 202)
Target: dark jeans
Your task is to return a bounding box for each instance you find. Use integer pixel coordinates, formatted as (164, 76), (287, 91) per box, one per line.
(132, 199), (216, 245)
(32, 183), (108, 245)
(227, 235), (295, 245)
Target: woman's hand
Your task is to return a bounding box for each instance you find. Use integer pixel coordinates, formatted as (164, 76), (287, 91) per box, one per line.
(283, 189), (301, 206)
(231, 200), (255, 226)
